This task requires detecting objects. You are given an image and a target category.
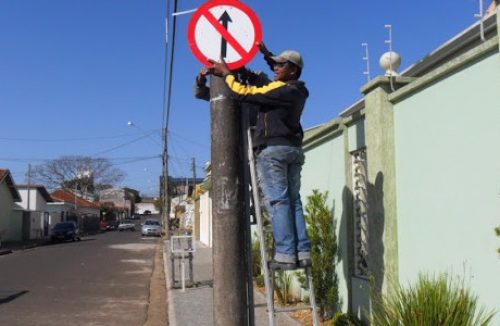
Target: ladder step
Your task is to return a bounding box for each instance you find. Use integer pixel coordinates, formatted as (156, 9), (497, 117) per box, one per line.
(274, 305), (314, 313)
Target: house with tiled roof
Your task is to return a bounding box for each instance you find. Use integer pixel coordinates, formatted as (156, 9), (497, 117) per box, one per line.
(0, 169), (23, 242)
(49, 189), (101, 234)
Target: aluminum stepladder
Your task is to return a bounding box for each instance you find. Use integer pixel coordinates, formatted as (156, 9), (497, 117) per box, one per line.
(245, 127), (320, 326)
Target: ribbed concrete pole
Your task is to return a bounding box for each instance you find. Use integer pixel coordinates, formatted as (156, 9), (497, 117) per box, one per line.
(210, 75), (248, 325)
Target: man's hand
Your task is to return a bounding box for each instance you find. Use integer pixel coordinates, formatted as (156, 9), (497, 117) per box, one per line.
(196, 67), (210, 86)
(208, 57), (231, 76)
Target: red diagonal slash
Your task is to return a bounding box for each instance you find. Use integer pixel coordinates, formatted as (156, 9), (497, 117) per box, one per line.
(202, 9), (248, 59)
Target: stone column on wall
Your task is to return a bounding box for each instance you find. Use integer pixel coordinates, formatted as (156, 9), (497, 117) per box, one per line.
(360, 76), (413, 296)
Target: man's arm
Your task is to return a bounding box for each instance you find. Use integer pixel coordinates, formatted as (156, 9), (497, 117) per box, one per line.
(258, 42), (275, 71)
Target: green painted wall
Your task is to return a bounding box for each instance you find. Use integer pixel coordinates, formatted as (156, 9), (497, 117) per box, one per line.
(393, 50), (500, 315)
(302, 131), (350, 310)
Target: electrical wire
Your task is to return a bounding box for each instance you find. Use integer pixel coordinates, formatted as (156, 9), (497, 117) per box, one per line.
(163, 0), (178, 134)
(0, 155), (159, 164)
(91, 134), (154, 156)
(0, 133), (147, 143)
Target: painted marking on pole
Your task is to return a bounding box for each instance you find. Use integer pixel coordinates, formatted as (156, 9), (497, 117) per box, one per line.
(188, 0), (263, 69)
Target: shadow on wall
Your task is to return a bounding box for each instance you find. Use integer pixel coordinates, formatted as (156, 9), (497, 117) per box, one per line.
(368, 172), (385, 298)
(339, 171), (385, 319)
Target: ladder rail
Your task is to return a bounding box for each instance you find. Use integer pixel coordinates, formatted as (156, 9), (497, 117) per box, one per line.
(307, 267), (320, 326)
(247, 127), (276, 326)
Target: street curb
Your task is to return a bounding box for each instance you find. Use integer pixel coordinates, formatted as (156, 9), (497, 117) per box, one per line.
(0, 249), (13, 256)
(163, 239), (177, 326)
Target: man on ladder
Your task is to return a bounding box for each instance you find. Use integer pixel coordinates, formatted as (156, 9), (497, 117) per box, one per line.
(197, 43), (318, 325)
(209, 44), (312, 269)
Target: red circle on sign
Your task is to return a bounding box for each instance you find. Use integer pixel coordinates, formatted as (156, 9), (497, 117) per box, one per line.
(188, 0), (263, 70)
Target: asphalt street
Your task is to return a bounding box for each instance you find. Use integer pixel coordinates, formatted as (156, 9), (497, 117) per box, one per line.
(0, 222), (161, 326)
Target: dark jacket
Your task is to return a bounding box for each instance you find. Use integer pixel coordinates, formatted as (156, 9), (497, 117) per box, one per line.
(224, 74), (309, 149)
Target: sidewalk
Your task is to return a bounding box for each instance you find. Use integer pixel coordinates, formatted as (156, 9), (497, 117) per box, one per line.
(163, 239), (303, 326)
(0, 240), (48, 255)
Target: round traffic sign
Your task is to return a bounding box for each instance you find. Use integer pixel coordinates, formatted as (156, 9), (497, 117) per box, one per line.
(188, 0), (263, 70)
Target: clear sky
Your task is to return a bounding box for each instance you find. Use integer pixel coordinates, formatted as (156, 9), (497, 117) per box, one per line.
(0, 0), (486, 197)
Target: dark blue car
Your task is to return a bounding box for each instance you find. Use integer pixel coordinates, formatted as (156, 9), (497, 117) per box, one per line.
(51, 221), (81, 242)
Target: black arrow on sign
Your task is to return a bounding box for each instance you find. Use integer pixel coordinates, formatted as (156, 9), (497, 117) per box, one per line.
(218, 11), (232, 58)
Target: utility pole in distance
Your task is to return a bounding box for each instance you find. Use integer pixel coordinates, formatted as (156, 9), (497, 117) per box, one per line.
(210, 75), (248, 325)
(162, 128), (170, 240)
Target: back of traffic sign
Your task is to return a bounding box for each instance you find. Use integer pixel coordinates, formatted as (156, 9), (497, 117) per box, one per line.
(188, 0), (263, 70)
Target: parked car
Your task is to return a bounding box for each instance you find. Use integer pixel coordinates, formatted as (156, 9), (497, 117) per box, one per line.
(99, 221), (109, 232)
(51, 221), (81, 242)
(107, 220), (118, 231)
(141, 219), (162, 237)
(130, 214), (141, 220)
(118, 219), (136, 232)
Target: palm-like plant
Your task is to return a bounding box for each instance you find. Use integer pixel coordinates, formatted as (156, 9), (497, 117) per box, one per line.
(372, 274), (496, 326)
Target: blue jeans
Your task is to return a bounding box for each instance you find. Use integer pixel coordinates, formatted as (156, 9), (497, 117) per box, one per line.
(256, 145), (311, 263)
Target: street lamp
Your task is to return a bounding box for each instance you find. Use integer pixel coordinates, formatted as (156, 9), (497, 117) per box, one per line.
(127, 121), (162, 147)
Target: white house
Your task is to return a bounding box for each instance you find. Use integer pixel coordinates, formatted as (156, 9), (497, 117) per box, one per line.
(135, 201), (159, 215)
(16, 185), (53, 240)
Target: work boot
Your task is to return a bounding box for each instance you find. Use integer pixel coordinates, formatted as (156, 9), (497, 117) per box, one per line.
(298, 258), (312, 268)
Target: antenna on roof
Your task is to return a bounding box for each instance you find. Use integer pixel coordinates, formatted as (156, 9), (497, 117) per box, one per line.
(385, 24), (393, 53)
(474, 0), (486, 41)
(380, 24), (401, 77)
(381, 24), (401, 92)
(362, 43), (371, 82)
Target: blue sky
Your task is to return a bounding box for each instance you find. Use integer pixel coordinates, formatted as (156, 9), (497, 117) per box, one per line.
(0, 0), (486, 197)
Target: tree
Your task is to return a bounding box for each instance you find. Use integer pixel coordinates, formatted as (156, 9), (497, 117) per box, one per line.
(32, 155), (125, 193)
(303, 190), (339, 320)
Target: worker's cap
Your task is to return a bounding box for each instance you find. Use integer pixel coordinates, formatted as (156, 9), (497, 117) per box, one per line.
(271, 50), (304, 69)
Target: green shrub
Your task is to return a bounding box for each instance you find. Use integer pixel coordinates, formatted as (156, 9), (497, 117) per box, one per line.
(274, 271), (294, 305)
(251, 235), (262, 277)
(254, 274), (265, 288)
(371, 273), (496, 326)
(303, 190), (339, 320)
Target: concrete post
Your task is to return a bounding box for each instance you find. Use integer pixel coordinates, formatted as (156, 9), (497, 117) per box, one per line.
(361, 76), (413, 296)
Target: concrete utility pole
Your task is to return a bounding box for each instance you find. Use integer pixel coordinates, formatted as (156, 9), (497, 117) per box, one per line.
(26, 164), (31, 211)
(191, 157), (196, 193)
(210, 75), (248, 325)
(163, 128), (170, 240)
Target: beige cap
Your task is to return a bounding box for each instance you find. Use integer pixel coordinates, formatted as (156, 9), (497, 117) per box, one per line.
(271, 50), (304, 69)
